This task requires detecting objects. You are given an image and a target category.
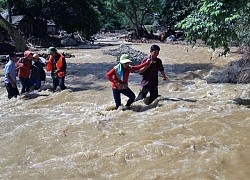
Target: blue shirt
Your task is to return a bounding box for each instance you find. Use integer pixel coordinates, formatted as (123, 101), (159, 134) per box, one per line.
(4, 60), (17, 84)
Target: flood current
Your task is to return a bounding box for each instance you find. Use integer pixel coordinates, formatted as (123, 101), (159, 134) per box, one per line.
(0, 42), (249, 179)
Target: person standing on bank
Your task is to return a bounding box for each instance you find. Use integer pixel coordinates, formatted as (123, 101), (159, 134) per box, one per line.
(4, 52), (19, 99)
(106, 54), (150, 109)
(46, 47), (67, 92)
(135, 44), (168, 105)
(17, 50), (33, 94)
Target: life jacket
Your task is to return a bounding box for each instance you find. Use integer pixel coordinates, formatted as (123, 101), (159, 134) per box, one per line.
(46, 54), (66, 77)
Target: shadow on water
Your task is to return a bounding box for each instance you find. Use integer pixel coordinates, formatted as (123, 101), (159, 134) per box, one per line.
(21, 93), (49, 100)
(131, 96), (197, 112)
(233, 98), (250, 108)
(63, 61), (218, 93)
(43, 61), (116, 92)
(165, 63), (215, 74)
(162, 97), (197, 102)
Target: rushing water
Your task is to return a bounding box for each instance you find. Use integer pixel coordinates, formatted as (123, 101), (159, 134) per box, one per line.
(0, 42), (249, 179)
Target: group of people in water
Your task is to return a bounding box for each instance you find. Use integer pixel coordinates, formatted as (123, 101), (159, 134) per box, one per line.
(4, 47), (67, 99)
(106, 44), (168, 109)
(4, 44), (167, 110)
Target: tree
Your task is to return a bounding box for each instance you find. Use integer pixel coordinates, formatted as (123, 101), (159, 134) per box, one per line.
(98, 1), (122, 31)
(177, 0), (250, 56)
(234, 3), (250, 55)
(159, 0), (198, 30)
(0, 14), (26, 52)
(110, 0), (162, 38)
(4, 0), (101, 39)
(0, 0), (26, 52)
(43, 0), (100, 39)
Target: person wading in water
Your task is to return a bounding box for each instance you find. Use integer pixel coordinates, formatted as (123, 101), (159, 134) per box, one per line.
(106, 54), (150, 110)
(46, 47), (67, 92)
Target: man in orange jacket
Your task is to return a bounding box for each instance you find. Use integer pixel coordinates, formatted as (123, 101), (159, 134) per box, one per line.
(46, 47), (67, 92)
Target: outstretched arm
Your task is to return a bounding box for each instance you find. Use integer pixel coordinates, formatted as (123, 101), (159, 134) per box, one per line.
(160, 71), (168, 81)
(137, 58), (152, 74)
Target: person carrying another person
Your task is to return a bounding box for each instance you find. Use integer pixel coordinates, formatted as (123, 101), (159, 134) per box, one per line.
(106, 54), (150, 110)
(4, 52), (19, 99)
(30, 53), (46, 90)
(135, 44), (168, 105)
(46, 47), (67, 92)
(17, 50), (33, 94)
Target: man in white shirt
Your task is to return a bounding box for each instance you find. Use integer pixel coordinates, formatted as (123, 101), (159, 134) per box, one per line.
(4, 52), (19, 99)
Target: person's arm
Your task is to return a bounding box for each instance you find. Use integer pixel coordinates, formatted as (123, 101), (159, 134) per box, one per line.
(55, 58), (66, 73)
(6, 73), (16, 88)
(106, 68), (117, 83)
(106, 68), (125, 89)
(60, 58), (67, 71)
(139, 59), (152, 74)
(137, 57), (152, 74)
(160, 71), (168, 81)
(39, 58), (46, 67)
(158, 59), (168, 81)
(131, 61), (148, 71)
(16, 58), (24, 70)
(46, 57), (52, 71)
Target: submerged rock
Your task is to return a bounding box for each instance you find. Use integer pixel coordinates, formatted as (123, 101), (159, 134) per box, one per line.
(61, 37), (79, 46)
(103, 44), (147, 65)
(226, 56), (250, 83)
(205, 56), (250, 84)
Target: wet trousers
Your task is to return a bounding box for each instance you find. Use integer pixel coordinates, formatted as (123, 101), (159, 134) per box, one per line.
(135, 87), (158, 105)
(5, 83), (19, 99)
(112, 87), (135, 109)
(30, 78), (41, 90)
(19, 77), (30, 94)
(52, 76), (66, 92)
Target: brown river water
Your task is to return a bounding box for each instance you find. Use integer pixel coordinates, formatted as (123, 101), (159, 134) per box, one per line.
(0, 39), (249, 179)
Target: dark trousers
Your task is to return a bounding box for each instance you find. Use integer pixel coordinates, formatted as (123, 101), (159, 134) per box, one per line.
(30, 78), (41, 90)
(19, 77), (30, 94)
(112, 87), (135, 109)
(5, 83), (19, 99)
(52, 76), (66, 91)
(135, 87), (158, 105)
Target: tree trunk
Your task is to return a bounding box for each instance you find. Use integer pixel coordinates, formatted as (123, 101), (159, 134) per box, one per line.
(6, 0), (12, 23)
(0, 15), (26, 52)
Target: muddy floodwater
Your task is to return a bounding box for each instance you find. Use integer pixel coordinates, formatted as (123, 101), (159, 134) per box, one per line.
(0, 40), (249, 180)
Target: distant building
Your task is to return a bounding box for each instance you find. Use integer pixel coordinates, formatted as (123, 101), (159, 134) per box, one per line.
(12, 15), (34, 36)
(1, 11), (34, 36)
(1, 10), (55, 38)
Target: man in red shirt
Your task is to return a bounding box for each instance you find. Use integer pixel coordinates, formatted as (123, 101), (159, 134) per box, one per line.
(17, 51), (33, 94)
(106, 54), (149, 109)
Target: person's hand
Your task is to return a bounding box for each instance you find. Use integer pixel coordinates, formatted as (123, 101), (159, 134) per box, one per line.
(162, 76), (168, 81)
(115, 82), (128, 90)
(146, 58), (152, 65)
(54, 69), (60, 73)
(115, 82), (122, 89)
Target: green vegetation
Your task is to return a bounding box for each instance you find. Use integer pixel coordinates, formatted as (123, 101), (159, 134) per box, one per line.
(177, 0), (250, 56)
(0, 0), (249, 55)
